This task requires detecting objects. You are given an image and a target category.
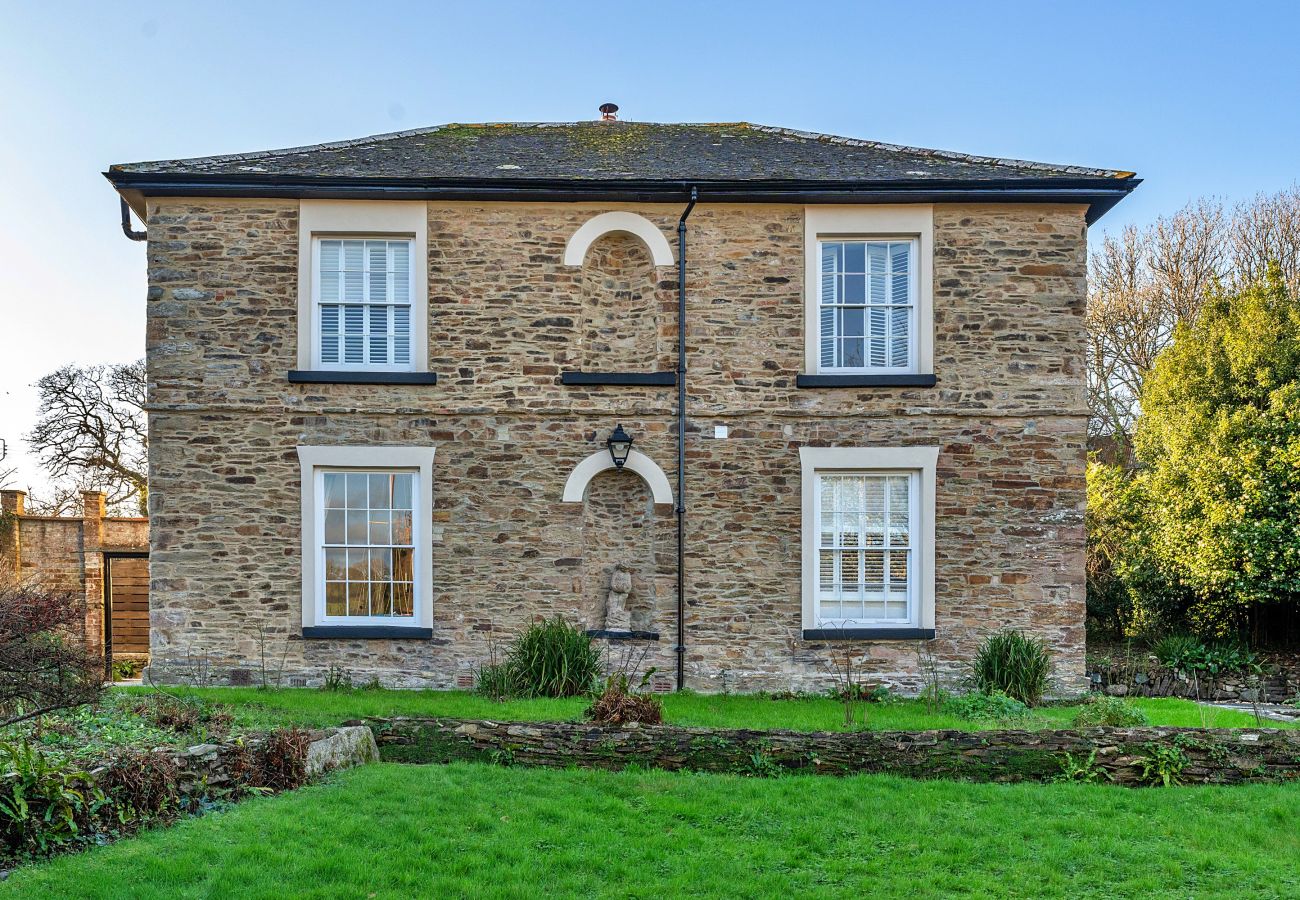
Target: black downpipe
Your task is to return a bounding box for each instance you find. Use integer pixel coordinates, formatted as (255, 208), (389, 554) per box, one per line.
(120, 199), (147, 241)
(675, 187), (697, 691)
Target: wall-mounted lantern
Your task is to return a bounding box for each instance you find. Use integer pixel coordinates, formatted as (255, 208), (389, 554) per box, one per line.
(606, 424), (634, 469)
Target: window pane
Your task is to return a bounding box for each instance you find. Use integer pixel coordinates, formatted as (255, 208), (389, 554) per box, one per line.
(346, 510), (368, 544)
(371, 582), (392, 617)
(840, 307), (864, 337)
(867, 242), (887, 273)
(325, 582), (346, 617)
(844, 242), (865, 273)
(391, 510), (413, 546)
(323, 473), (346, 508)
(347, 548), (369, 580)
(324, 510), (345, 545)
(369, 548), (392, 582)
(346, 473), (368, 508)
(843, 274), (865, 304)
(347, 583), (369, 617)
(393, 548), (413, 583)
(368, 511), (391, 546)
(369, 473), (391, 509)
(324, 548), (347, 580)
(392, 582), (414, 617)
(392, 474), (413, 510)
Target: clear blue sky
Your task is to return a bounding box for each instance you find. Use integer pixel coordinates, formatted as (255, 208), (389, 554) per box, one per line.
(1, 0), (1298, 488)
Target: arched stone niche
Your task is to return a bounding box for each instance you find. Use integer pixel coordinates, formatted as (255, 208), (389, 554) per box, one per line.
(577, 232), (670, 372)
(577, 468), (674, 633)
(563, 212), (675, 374)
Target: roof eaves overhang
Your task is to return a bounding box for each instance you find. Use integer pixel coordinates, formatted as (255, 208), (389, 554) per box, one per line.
(105, 172), (1141, 226)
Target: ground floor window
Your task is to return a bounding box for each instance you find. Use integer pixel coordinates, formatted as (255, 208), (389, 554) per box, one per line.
(799, 446), (938, 635)
(297, 446), (434, 632)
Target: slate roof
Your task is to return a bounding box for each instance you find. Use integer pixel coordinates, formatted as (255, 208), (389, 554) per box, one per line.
(109, 121), (1135, 185)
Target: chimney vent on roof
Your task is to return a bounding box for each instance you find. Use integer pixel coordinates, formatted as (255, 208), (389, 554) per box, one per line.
(599, 102), (619, 122)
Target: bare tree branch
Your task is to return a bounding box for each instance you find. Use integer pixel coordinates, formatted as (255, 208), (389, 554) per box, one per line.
(26, 360), (147, 515)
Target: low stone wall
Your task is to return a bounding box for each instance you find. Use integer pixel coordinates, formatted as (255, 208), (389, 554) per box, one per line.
(360, 717), (1300, 786)
(86, 725), (377, 797)
(1087, 656), (1298, 703)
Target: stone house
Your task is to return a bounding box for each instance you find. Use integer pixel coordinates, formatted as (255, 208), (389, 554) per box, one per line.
(105, 114), (1137, 692)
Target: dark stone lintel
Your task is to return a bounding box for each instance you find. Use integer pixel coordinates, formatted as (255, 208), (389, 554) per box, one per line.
(561, 371), (677, 386)
(586, 629), (661, 641)
(288, 371), (438, 386)
(802, 628), (936, 641)
(302, 626), (433, 640)
(796, 374), (937, 388)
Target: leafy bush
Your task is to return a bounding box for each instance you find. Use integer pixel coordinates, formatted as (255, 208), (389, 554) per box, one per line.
(971, 630), (1052, 706)
(1072, 695), (1148, 727)
(505, 618), (602, 698)
(943, 690), (1034, 723)
(585, 674), (663, 726)
(0, 741), (105, 861)
(1135, 272), (1300, 635)
(1153, 635), (1260, 677)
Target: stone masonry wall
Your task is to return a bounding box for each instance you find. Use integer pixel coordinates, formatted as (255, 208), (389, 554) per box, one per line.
(143, 199), (1089, 693)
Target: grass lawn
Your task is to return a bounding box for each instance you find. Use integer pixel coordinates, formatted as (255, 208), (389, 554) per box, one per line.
(146, 686), (1295, 733)
(5, 762), (1298, 899)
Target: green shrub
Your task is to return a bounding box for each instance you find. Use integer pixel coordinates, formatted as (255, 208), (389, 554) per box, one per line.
(1072, 695), (1148, 727)
(943, 690), (1034, 723)
(971, 630), (1052, 706)
(1153, 635), (1260, 677)
(0, 741), (105, 861)
(506, 618), (602, 698)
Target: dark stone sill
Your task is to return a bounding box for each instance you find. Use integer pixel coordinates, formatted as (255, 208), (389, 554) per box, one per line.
(302, 626), (433, 640)
(288, 371), (438, 385)
(802, 628), (935, 641)
(796, 374), (937, 388)
(586, 629), (661, 641)
(561, 371), (677, 386)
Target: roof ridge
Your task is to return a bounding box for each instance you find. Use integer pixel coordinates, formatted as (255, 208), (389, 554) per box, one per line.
(112, 121), (1132, 179)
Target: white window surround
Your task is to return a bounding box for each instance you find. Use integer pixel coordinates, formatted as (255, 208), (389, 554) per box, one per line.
(799, 446), (938, 635)
(803, 206), (934, 375)
(298, 445), (435, 631)
(562, 211), (676, 267)
(296, 201), (429, 372)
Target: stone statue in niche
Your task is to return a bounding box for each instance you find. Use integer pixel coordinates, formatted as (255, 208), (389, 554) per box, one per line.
(603, 563), (633, 632)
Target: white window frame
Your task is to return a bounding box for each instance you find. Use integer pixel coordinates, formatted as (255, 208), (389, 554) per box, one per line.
(799, 446), (938, 634)
(296, 201), (428, 372)
(297, 445), (435, 631)
(311, 237), (416, 372)
(816, 237), (920, 373)
(804, 206), (934, 376)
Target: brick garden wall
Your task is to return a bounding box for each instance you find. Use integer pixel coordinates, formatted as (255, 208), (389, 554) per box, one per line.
(142, 199), (1089, 693)
(0, 490), (149, 654)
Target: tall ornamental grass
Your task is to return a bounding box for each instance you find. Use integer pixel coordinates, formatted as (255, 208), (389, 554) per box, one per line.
(971, 630), (1051, 706)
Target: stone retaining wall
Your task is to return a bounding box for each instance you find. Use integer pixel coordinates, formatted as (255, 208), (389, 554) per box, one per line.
(1087, 648), (1300, 703)
(361, 717), (1300, 786)
(85, 725), (377, 798)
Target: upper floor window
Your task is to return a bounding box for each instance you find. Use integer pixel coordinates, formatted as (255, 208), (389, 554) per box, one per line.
(295, 201), (429, 376)
(314, 238), (414, 370)
(818, 239), (918, 372)
(803, 206), (934, 380)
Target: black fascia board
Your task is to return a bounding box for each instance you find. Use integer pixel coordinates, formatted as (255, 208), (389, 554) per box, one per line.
(105, 172), (1140, 224)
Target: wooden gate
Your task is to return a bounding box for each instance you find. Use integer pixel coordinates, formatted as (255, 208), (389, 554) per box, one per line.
(104, 552), (149, 657)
